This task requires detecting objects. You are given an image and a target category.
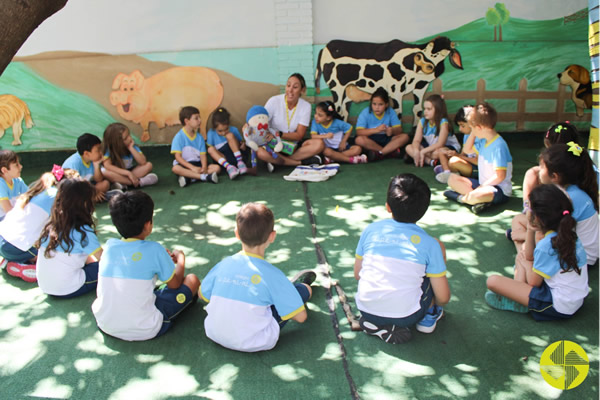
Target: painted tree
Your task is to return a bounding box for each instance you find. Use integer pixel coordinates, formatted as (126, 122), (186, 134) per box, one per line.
(486, 7), (501, 41)
(0, 0), (68, 75)
(495, 3), (510, 41)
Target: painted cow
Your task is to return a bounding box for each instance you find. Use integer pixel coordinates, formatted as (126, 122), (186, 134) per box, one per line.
(315, 36), (463, 122)
(110, 66), (223, 142)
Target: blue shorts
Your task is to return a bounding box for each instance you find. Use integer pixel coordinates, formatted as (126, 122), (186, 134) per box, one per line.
(369, 134), (392, 147)
(529, 281), (574, 321)
(0, 235), (37, 263)
(154, 284), (195, 337)
(271, 283), (311, 329)
(466, 178), (509, 204)
(51, 262), (98, 299)
(359, 277), (433, 327)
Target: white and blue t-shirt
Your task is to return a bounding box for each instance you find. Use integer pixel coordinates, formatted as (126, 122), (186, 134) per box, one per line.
(356, 107), (401, 139)
(62, 152), (95, 181)
(0, 177), (28, 219)
(0, 187), (57, 251)
(104, 146), (141, 170)
(206, 126), (243, 151)
(355, 220), (446, 318)
(200, 251), (305, 352)
(171, 128), (207, 165)
(566, 185), (599, 265)
(462, 134), (484, 157)
(92, 238), (176, 341)
(37, 225), (101, 296)
(310, 119), (352, 149)
(420, 117), (461, 151)
(477, 134), (513, 196)
(532, 232), (589, 315)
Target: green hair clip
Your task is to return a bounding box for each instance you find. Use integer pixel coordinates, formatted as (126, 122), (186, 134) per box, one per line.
(566, 141), (582, 157)
(555, 125), (566, 133)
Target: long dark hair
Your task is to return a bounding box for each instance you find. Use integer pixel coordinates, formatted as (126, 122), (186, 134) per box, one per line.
(529, 184), (580, 274)
(37, 178), (96, 258)
(315, 100), (343, 122)
(540, 143), (599, 211)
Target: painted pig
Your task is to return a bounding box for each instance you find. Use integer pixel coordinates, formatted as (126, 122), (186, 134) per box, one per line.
(110, 66), (223, 142)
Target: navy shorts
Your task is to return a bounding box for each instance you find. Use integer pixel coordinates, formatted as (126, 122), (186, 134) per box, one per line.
(154, 284), (195, 337)
(369, 134), (392, 147)
(421, 139), (460, 153)
(271, 283), (311, 329)
(466, 178), (509, 204)
(529, 281), (574, 321)
(359, 277), (433, 327)
(0, 235), (37, 263)
(51, 262), (99, 299)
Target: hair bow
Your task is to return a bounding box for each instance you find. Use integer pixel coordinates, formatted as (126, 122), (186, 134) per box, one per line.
(327, 105), (333, 112)
(566, 141), (582, 157)
(52, 164), (64, 181)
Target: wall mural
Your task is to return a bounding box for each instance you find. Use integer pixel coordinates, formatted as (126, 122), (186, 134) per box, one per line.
(0, 94), (34, 146)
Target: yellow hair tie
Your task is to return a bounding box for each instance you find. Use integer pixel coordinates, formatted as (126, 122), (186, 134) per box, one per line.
(566, 141), (582, 157)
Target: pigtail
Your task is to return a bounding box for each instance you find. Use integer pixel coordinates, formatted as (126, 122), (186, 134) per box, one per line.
(552, 212), (580, 274)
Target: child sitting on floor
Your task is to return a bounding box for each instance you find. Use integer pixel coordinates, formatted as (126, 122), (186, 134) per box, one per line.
(443, 102), (512, 214)
(355, 174), (450, 344)
(92, 191), (199, 341)
(206, 107), (248, 179)
(200, 203), (316, 352)
(0, 150), (27, 220)
(486, 184), (588, 320)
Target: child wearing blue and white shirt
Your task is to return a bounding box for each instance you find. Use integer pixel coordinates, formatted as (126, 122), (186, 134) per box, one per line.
(355, 174), (450, 344)
(201, 203), (315, 352)
(92, 191), (199, 341)
(311, 101), (366, 164)
(36, 178), (102, 297)
(206, 108), (248, 179)
(0, 150), (27, 220)
(171, 106), (220, 187)
(445, 103), (512, 214)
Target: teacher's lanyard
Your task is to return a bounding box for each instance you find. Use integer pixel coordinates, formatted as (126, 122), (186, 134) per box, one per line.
(285, 96), (297, 132)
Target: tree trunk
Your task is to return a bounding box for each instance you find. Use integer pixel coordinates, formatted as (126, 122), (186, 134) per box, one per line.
(494, 26), (497, 41)
(499, 24), (503, 41)
(0, 0), (68, 75)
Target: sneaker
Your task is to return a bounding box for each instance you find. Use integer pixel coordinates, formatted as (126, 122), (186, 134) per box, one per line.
(505, 228), (512, 241)
(367, 150), (384, 162)
(324, 156), (333, 165)
(359, 317), (412, 344)
(105, 189), (123, 201)
(485, 291), (528, 313)
(443, 190), (461, 202)
(267, 163), (275, 173)
(290, 269), (317, 286)
(226, 165), (239, 180)
(111, 182), (125, 191)
(351, 154), (368, 164)
(6, 262), (37, 283)
(0, 257), (7, 270)
(430, 159), (439, 167)
(207, 172), (219, 184)
(178, 175), (188, 188)
(387, 148), (403, 159)
(433, 165), (444, 175)
(416, 305), (444, 333)
(403, 154), (414, 164)
(139, 173), (158, 187)
(301, 155), (322, 166)
(435, 171), (452, 184)
(237, 161), (248, 175)
(471, 202), (492, 215)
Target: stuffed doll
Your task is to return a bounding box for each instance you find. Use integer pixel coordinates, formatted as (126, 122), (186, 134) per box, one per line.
(243, 106), (283, 153)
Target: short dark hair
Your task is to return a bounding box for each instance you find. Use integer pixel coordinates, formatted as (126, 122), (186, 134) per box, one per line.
(76, 133), (101, 155)
(236, 203), (274, 247)
(454, 105), (474, 126)
(109, 191), (154, 238)
(211, 107), (231, 129)
(179, 106), (200, 125)
(387, 174), (431, 223)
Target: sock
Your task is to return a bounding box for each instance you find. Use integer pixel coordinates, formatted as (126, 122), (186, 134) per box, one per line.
(218, 158), (231, 169)
(234, 151), (243, 163)
(457, 195), (465, 203)
(200, 174), (208, 181)
(429, 160), (436, 166)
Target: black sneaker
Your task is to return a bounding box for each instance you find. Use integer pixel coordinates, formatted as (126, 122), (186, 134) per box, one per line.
(443, 190), (461, 202)
(403, 154), (414, 164)
(290, 269), (317, 285)
(471, 202), (492, 215)
(359, 317), (412, 344)
(367, 150), (385, 162)
(301, 155), (322, 166)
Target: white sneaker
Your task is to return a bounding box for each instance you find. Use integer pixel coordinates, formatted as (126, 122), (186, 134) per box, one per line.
(178, 176), (188, 188)
(208, 172), (219, 184)
(267, 163), (275, 173)
(435, 171), (452, 184)
(139, 173), (158, 187)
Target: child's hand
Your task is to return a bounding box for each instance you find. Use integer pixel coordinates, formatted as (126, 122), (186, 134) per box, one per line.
(127, 171), (140, 187)
(338, 139), (347, 151)
(385, 126), (393, 136)
(376, 124), (387, 134)
(94, 190), (106, 203)
(445, 149), (457, 157)
(324, 132), (334, 139)
(240, 142), (247, 151)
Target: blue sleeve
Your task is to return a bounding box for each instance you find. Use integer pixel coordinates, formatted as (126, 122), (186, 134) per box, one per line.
(386, 108), (401, 127)
(16, 178), (28, 194)
(206, 129), (217, 147)
(424, 238), (447, 277)
(356, 226), (369, 258)
(154, 244), (176, 282)
(198, 136), (207, 153)
(336, 119), (352, 133)
(200, 266), (216, 302)
(310, 119), (319, 134)
(268, 270), (305, 320)
(133, 145), (142, 154)
(171, 132), (183, 153)
(0, 181), (8, 200)
(230, 126), (243, 142)
(492, 141), (511, 169)
(356, 108), (370, 129)
(533, 239), (560, 279)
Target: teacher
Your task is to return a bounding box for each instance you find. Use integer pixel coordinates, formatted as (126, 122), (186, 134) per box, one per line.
(257, 73), (324, 168)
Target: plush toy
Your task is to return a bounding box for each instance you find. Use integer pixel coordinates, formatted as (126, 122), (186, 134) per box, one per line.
(243, 106), (283, 153)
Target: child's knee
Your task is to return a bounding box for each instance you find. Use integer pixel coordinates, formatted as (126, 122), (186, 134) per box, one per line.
(183, 274), (200, 295)
(302, 283), (312, 299)
(486, 275), (500, 290)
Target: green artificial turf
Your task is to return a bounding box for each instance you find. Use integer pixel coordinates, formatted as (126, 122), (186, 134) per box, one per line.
(1, 136), (597, 399)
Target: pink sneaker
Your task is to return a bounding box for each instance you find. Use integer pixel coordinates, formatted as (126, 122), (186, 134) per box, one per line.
(6, 262), (37, 283)
(351, 154), (368, 164)
(237, 161), (248, 175)
(226, 165), (239, 180)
